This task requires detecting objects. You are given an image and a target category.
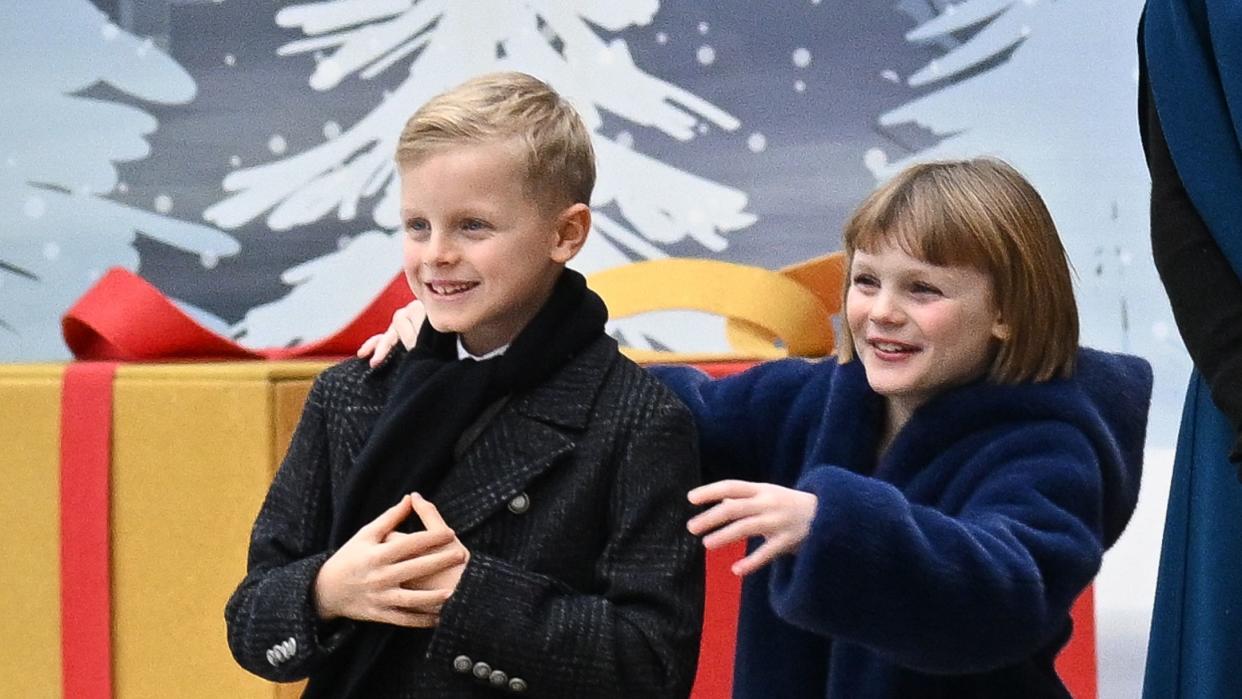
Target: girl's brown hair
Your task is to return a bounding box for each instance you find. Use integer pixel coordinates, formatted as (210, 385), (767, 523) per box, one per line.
(838, 158), (1078, 383)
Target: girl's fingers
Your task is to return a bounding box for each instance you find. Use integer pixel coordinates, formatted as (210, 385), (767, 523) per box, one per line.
(687, 498), (760, 536)
(688, 479), (760, 506)
(701, 516), (769, 550)
(388, 546), (466, 584)
(731, 536), (789, 577)
(410, 492), (451, 532)
(357, 334), (380, 358)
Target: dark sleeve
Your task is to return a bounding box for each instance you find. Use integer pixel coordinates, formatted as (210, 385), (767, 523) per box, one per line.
(224, 375), (354, 682)
(1141, 50), (1242, 469)
(425, 391), (705, 698)
(648, 359), (824, 483)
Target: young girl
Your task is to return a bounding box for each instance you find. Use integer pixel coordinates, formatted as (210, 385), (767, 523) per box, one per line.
(363, 158), (1151, 698)
(658, 157), (1150, 698)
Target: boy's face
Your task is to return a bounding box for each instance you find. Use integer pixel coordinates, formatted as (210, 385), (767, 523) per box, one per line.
(399, 140), (580, 356)
(846, 243), (1008, 416)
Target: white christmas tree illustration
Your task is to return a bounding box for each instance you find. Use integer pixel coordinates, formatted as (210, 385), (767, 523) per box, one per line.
(0, 0), (239, 360)
(204, 0), (756, 350)
(872, 0), (1162, 361)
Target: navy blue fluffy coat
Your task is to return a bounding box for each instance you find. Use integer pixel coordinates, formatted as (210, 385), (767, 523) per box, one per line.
(653, 347), (1150, 699)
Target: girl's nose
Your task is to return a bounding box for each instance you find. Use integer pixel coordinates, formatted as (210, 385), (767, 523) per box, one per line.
(869, 291), (905, 325)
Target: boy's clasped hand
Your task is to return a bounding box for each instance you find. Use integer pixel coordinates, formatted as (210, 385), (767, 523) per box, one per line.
(313, 492), (469, 629)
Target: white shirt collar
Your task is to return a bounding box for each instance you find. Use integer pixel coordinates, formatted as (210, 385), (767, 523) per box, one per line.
(456, 338), (508, 361)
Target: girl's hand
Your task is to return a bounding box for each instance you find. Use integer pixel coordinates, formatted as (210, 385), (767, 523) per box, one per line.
(357, 301), (426, 368)
(687, 480), (817, 577)
(313, 494), (463, 628)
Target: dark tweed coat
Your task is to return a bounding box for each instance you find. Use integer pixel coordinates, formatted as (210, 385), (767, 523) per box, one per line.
(225, 336), (704, 698)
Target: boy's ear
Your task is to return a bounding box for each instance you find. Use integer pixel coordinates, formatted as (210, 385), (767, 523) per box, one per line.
(549, 202), (591, 264)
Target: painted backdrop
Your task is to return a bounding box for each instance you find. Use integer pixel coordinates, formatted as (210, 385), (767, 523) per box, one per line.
(0, 2), (1177, 697)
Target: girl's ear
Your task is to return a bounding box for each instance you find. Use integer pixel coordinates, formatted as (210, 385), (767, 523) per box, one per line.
(550, 203), (591, 264)
(992, 316), (1011, 341)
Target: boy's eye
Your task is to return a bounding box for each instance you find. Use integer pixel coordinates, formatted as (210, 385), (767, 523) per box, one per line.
(910, 282), (942, 296)
(461, 218), (489, 232)
(405, 219), (430, 239)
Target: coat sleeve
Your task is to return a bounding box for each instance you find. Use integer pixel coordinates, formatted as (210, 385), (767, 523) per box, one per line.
(649, 359), (825, 483)
(224, 375), (354, 682)
(767, 422), (1104, 674)
(424, 391), (705, 698)
(1142, 65), (1242, 470)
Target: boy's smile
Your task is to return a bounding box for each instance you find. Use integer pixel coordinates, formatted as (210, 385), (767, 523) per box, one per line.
(846, 244), (1008, 421)
(398, 140), (583, 356)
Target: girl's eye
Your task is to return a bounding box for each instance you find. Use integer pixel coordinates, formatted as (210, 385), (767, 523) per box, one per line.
(852, 273), (879, 289)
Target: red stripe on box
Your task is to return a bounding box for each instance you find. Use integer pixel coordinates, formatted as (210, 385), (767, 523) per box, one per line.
(60, 362), (118, 699)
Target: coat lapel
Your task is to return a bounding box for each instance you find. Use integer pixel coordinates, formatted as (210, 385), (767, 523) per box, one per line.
(433, 336), (618, 535)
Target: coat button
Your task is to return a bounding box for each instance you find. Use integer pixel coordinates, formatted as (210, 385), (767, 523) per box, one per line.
(489, 669), (508, 687)
(508, 676), (528, 693)
(452, 655), (472, 674)
(472, 661), (492, 680)
(507, 492), (530, 514)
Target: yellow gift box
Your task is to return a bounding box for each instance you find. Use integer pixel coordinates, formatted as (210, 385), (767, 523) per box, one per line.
(1, 361), (330, 698)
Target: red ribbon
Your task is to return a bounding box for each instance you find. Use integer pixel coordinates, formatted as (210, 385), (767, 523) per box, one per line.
(63, 268), (414, 361)
(60, 362), (118, 698)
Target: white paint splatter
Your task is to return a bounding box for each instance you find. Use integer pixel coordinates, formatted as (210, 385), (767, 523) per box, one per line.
(224, 53), (236, 66)
(200, 251), (220, 269)
(323, 121), (341, 139)
(696, 45), (715, 65)
(792, 48), (812, 68)
(615, 131), (634, 148)
(268, 134), (288, 155)
(154, 194), (173, 213)
(794, 79), (807, 92)
(698, 21), (709, 35)
(747, 132), (767, 153)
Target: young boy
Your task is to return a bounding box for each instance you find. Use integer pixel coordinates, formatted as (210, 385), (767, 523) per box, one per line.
(226, 72), (704, 698)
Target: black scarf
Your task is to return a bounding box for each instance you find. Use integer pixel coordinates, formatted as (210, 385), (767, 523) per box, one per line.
(305, 269), (607, 698)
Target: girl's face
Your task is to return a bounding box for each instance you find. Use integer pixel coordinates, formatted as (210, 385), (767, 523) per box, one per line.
(846, 243), (1008, 418)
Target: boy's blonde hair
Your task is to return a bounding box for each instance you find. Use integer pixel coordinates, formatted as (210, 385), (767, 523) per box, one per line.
(838, 158), (1078, 383)
(396, 71), (595, 208)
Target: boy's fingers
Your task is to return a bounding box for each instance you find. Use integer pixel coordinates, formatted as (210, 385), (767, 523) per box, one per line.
(360, 495), (412, 539)
(389, 546), (466, 584)
(688, 479), (759, 506)
(383, 528), (455, 559)
(410, 492), (450, 532)
(388, 587), (452, 613)
(385, 610), (440, 628)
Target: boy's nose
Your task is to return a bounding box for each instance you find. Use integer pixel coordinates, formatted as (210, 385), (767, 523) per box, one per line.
(422, 232), (458, 266)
